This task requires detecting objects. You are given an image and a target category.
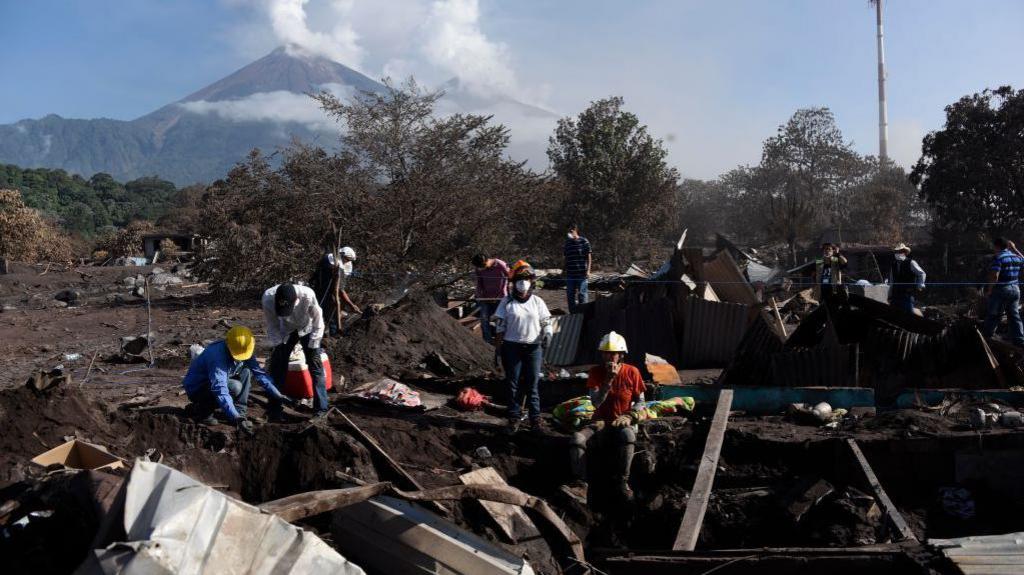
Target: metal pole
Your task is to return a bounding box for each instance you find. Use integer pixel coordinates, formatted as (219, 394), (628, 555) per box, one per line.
(875, 0), (889, 164)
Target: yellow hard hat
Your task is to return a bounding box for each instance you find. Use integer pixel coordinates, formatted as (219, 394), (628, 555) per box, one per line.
(598, 331), (628, 353)
(225, 326), (255, 361)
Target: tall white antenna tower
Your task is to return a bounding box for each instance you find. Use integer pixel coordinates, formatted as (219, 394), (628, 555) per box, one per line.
(872, 0), (889, 164)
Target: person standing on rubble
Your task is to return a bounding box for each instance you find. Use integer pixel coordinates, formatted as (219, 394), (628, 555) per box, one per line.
(887, 243), (926, 313)
(494, 263), (553, 432)
(562, 331), (645, 503)
(182, 326), (292, 434)
(982, 237), (1024, 346)
(564, 223), (592, 313)
(814, 242), (847, 302)
(263, 283), (330, 417)
(472, 253), (509, 344)
(312, 245), (361, 336)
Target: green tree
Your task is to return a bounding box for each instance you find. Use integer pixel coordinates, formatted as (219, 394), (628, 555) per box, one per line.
(746, 108), (865, 264)
(910, 86), (1024, 237)
(547, 96), (679, 265)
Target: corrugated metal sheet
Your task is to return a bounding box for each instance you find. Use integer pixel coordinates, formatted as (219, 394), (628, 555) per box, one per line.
(79, 461), (363, 574)
(678, 296), (749, 368)
(624, 297), (678, 370)
(545, 313), (583, 366)
(580, 293), (626, 364)
(720, 311), (787, 386)
(930, 532), (1024, 575)
(862, 323), (998, 389)
(770, 344), (858, 387)
(702, 250), (759, 306)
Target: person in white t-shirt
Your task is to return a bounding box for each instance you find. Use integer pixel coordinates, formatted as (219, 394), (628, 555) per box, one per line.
(493, 263), (552, 432)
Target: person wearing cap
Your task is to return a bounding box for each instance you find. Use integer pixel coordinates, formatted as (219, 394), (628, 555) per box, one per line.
(887, 243), (926, 313)
(814, 242), (847, 302)
(181, 326), (290, 434)
(262, 282), (330, 416)
(471, 253), (509, 344)
(312, 245), (362, 336)
(493, 263), (552, 431)
(562, 331), (645, 503)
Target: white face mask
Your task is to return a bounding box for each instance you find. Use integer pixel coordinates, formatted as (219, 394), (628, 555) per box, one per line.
(515, 280), (531, 293)
(567, 233), (575, 239)
(895, 254), (907, 261)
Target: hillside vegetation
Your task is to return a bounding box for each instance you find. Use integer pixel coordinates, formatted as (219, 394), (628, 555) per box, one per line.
(0, 164), (178, 236)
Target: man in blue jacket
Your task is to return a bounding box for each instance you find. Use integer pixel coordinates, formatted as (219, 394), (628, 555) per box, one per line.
(182, 326), (291, 434)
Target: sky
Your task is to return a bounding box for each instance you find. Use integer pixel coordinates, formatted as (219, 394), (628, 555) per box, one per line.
(1, 0), (1022, 179)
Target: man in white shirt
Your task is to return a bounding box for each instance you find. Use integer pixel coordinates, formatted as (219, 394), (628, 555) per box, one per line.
(262, 283), (329, 416)
(494, 264), (553, 432)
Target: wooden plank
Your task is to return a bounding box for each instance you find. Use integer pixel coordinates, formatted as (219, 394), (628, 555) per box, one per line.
(337, 411), (449, 515)
(770, 297), (788, 338)
(846, 439), (917, 542)
(459, 467), (541, 543)
(950, 555), (1024, 564)
(956, 565), (1023, 575)
(672, 389), (733, 551)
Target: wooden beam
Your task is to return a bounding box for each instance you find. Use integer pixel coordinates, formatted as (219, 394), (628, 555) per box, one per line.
(460, 467), (541, 543)
(673, 389), (733, 551)
(337, 411), (450, 515)
(260, 481), (585, 563)
(846, 439), (917, 542)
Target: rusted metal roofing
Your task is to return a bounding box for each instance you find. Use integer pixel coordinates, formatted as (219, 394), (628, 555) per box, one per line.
(624, 297), (678, 370)
(677, 296), (749, 368)
(545, 313), (583, 366)
(702, 250), (759, 306)
(770, 344), (859, 387)
(720, 310), (786, 386)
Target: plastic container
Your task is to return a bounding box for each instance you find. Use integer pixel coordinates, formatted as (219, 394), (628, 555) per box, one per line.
(281, 352), (333, 399)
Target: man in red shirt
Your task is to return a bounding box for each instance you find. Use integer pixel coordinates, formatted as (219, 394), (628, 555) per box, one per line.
(563, 331), (645, 503)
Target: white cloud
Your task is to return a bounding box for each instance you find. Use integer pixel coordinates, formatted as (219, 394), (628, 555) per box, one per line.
(422, 0), (519, 99)
(268, 0), (364, 69)
(178, 83), (354, 131)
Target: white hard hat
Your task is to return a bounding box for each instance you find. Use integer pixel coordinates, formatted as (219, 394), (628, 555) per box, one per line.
(340, 246), (356, 260)
(598, 331), (628, 353)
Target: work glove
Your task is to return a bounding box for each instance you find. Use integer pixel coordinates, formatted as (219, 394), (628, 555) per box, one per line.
(285, 331), (300, 349)
(542, 333), (552, 349)
(237, 418), (255, 435)
(612, 414), (634, 428)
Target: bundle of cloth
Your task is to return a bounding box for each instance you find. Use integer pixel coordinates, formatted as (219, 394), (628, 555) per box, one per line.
(553, 395), (695, 430)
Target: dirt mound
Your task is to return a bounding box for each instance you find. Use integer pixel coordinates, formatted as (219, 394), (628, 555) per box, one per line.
(0, 384), (130, 485)
(327, 293), (497, 383)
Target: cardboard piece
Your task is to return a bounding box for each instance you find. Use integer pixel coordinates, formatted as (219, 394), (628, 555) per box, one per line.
(31, 439), (125, 472)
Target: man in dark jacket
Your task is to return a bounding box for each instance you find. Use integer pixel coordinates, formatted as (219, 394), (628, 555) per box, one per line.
(887, 243), (926, 313)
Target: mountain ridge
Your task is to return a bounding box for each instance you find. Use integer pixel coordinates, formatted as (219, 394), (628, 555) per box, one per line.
(0, 46), (554, 185)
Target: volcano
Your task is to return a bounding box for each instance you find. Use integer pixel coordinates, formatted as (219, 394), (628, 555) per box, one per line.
(0, 46), (555, 185)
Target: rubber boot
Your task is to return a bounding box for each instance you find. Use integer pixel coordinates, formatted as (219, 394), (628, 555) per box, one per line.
(614, 428), (636, 502)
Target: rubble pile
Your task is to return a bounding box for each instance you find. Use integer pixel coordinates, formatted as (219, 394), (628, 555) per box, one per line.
(326, 292), (497, 383)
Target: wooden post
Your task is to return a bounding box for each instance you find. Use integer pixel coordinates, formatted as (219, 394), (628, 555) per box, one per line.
(846, 439), (917, 542)
(673, 389), (734, 551)
(770, 297), (787, 338)
(337, 411), (449, 515)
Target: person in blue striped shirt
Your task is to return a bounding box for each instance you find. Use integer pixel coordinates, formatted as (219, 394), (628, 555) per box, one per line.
(564, 223), (592, 313)
(982, 237), (1024, 346)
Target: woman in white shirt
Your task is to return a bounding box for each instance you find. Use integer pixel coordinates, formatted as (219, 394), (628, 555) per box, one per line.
(493, 264), (553, 431)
